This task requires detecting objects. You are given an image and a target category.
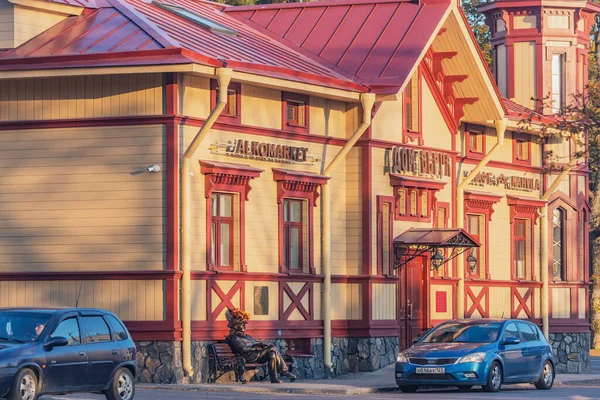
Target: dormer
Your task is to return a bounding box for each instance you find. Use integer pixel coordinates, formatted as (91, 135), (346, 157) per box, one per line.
(0, 0), (83, 50)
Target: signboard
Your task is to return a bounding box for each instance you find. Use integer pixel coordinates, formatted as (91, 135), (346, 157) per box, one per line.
(465, 171), (540, 192)
(209, 139), (321, 164)
(388, 146), (451, 178)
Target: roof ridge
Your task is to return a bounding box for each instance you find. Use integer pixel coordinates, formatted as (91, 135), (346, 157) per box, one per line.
(224, 0), (412, 13)
(105, 0), (180, 48)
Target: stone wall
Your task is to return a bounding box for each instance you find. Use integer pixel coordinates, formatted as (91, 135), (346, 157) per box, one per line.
(135, 336), (399, 383)
(548, 332), (590, 373)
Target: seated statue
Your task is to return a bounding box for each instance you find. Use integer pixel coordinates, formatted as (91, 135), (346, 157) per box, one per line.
(226, 309), (296, 384)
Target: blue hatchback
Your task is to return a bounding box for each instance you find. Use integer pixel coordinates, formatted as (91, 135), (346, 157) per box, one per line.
(395, 319), (555, 393)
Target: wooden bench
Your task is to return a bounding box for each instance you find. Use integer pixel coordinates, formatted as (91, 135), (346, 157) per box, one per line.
(207, 341), (294, 383)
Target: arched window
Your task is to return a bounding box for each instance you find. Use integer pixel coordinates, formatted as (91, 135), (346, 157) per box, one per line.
(552, 208), (566, 280)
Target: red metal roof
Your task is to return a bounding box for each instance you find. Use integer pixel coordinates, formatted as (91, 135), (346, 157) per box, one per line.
(503, 97), (555, 125)
(47, 0), (111, 8)
(225, 0), (450, 88)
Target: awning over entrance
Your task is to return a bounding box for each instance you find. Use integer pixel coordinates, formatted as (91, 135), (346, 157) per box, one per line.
(393, 228), (480, 271)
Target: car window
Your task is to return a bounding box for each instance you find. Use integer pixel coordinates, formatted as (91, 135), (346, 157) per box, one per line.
(50, 317), (81, 345)
(517, 322), (538, 342)
(82, 316), (112, 344)
(0, 312), (52, 343)
(105, 315), (128, 341)
(502, 322), (519, 340)
(422, 322), (501, 343)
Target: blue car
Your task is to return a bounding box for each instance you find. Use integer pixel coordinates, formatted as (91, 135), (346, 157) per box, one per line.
(0, 308), (136, 400)
(395, 319), (555, 393)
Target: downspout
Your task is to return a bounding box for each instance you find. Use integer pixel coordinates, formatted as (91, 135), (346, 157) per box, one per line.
(181, 67), (233, 377)
(456, 118), (507, 318)
(322, 92), (376, 374)
(540, 156), (578, 338)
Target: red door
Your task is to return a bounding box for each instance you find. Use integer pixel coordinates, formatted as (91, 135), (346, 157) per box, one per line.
(399, 256), (426, 350)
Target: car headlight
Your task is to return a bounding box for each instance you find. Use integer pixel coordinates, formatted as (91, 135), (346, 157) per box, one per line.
(457, 352), (486, 363)
(396, 352), (409, 363)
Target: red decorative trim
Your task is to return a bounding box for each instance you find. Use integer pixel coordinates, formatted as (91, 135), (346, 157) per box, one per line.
(454, 98), (479, 126)
(200, 160), (263, 272)
(376, 196), (395, 276)
(332, 320), (399, 338)
(0, 271), (182, 281)
(361, 144), (373, 323)
(207, 280), (245, 322)
(511, 287), (534, 319)
(433, 201), (451, 277)
(191, 320), (323, 341)
(465, 125), (486, 159)
(464, 191), (502, 221)
(390, 175), (446, 223)
(192, 270), (324, 282)
(547, 193), (579, 283)
(512, 132), (532, 166)
(421, 50), (459, 134)
(210, 79), (241, 125)
(507, 195), (545, 224)
(165, 73), (178, 323)
(465, 279), (542, 288)
(402, 67), (423, 145)
(465, 286), (489, 318)
(126, 320), (182, 341)
(273, 169), (329, 275)
(280, 282), (313, 321)
(282, 92), (310, 134)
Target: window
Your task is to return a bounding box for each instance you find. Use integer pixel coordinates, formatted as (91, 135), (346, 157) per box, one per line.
(210, 80), (241, 124)
(273, 168), (328, 274)
(467, 131), (484, 154)
(283, 199), (303, 271)
(403, 72), (422, 144)
(434, 202), (450, 277)
(284, 338), (311, 355)
(513, 219), (532, 280)
(552, 53), (565, 113)
(81, 316), (111, 344)
(105, 315), (128, 341)
(391, 176), (445, 223)
(552, 208), (566, 280)
(517, 322), (538, 342)
(377, 196), (394, 276)
(282, 92), (309, 133)
(466, 214), (486, 279)
(201, 160), (262, 272)
(580, 211), (587, 282)
(50, 317), (80, 345)
(513, 133), (531, 164)
(502, 322), (519, 341)
(211, 192), (234, 269)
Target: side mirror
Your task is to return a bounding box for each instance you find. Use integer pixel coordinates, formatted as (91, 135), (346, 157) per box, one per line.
(504, 337), (520, 346)
(44, 336), (68, 350)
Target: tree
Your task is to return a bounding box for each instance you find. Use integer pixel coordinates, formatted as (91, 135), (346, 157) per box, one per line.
(461, 0), (492, 68)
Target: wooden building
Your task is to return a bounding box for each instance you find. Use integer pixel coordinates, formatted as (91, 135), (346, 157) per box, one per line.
(0, 0), (596, 382)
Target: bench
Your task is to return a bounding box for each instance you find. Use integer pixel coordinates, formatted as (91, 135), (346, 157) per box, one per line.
(207, 341), (294, 383)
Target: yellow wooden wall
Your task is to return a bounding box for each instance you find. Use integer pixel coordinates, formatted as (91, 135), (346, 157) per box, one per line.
(0, 74), (164, 121)
(372, 283), (396, 320)
(0, 0), (13, 49)
(0, 280), (164, 320)
(0, 125), (166, 272)
(513, 41), (537, 109)
(13, 4), (68, 47)
(331, 283), (362, 320)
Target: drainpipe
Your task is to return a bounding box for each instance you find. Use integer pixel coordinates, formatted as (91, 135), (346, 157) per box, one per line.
(540, 156), (578, 338)
(181, 67), (233, 377)
(322, 92), (376, 374)
(456, 118), (507, 318)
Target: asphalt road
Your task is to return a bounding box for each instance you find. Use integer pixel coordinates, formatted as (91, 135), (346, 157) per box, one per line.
(42, 385), (600, 400)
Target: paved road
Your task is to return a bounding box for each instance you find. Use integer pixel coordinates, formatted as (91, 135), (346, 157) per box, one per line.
(43, 385), (600, 400)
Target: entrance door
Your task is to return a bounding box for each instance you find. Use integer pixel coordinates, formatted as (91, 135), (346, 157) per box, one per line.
(399, 256), (426, 350)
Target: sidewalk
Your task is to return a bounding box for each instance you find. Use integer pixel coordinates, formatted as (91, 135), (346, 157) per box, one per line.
(131, 362), (600, 396)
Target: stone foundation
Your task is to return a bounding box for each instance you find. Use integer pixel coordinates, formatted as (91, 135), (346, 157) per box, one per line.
(548, 332), (590, 373)
(135, 336), (399, 383)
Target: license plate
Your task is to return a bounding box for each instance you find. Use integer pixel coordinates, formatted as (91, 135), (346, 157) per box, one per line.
(415, 367), (445, 374)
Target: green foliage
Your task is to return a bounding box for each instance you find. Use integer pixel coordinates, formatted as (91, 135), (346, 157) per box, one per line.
(461, 0), (493, 68)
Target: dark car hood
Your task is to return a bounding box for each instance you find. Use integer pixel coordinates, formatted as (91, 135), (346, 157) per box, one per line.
(0, 341), (34, 352)
(406, 342), (493, 358)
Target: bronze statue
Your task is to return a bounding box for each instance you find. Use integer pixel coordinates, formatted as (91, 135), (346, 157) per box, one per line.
(226, 309), (296, 384)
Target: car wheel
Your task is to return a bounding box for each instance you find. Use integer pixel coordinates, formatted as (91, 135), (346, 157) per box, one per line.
(398, 385), (418, 393)
(105, 368), (135, 400)
(535, 361), (554, 390)
(482, 361), (502, 393)
(7, 368), (37, 400)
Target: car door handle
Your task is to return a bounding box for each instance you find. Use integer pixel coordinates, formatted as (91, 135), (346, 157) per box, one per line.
(79, 351), (86, 356)
(112, 350), (119, 355)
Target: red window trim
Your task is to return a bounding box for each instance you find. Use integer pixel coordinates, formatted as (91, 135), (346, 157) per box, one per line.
(464, 191), (502, 280)
(210, 80), (242, 125)
(578, 194), (590, 282)
(506, 195), (545, 281)
(465, 127), (486, 159)
(211, 192), (235, 271)
(433, 201), (451, 278)
(390, 175), (445, 222)
(512, 132), (532, 165)
(402, 68), (423, 145)
(273, 168), (330, 274)
(282, 92), (310, 134)
(547, 193), (578, 283)
(200, 160), (263, 272)
(376, 196), (395, 276)
(283, 199), (304, 273)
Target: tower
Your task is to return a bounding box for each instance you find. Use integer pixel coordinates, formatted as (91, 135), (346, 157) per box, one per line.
(479, 0), (600, 114)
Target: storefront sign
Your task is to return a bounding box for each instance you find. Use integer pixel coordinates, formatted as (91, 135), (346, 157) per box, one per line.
(465, 171), (540, 192)
(389, 146), (451, 177)
(209, 139), (321, 164)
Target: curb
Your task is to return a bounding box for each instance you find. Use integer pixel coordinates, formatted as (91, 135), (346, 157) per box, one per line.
(136, 383), (401, 395)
